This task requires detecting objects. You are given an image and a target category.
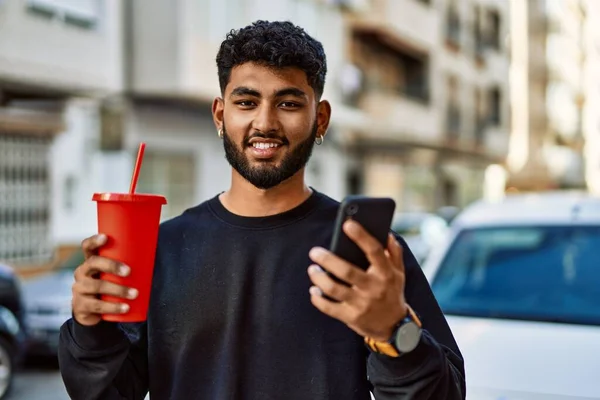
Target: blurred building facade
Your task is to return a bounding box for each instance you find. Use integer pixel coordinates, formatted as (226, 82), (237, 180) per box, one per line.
(0, 0), (124, 267)
(583, 1), (600, 195)
(0, 0), (514, 269)
(507, 0), (600, 194)
(0, 0), (352, 268)
(338, 0), (511, 212)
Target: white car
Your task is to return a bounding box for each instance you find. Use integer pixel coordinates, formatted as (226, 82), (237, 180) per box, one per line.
(422, 191), (600, 399)
(392, 212), (449, 264)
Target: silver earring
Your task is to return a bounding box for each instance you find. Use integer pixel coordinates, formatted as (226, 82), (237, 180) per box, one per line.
(315, 135), (323, 145)
(218, 129), (223, 138)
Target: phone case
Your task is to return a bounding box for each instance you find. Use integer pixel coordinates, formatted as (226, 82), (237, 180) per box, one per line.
(329, 196), (396, 271)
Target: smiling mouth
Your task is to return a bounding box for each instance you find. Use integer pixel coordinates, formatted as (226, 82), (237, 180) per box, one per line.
(251, 142), (281, 149)
(246, 140), (285, 160)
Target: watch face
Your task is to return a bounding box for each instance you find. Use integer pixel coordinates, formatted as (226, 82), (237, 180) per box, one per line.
(395, 322), (422, 353)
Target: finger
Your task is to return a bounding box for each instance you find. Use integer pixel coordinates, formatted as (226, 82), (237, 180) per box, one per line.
(387, 234), (405, 273)
(309, 287), (353, 322)
(308, 265), (355, 302)
(75, 278), (138, 300)
(81, 256), (130, 278)
(75, 296), (129, 315)
(81, 234), (108, 259)
(343, 220), (390, 275)
(308, 247), (371, 288)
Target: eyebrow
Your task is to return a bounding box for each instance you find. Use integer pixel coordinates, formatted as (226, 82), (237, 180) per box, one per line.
(274, 87), (307, 99)
(230, 86), (307, 100)
(230, 87), (261, 98)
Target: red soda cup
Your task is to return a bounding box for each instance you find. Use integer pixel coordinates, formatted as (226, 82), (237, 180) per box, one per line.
(92, 192), (167, 322)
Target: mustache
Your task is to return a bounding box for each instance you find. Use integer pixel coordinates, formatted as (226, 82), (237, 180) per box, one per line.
(243, 132), (289, 146)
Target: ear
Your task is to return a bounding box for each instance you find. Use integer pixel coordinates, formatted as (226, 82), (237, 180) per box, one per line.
(316, 100), (332, 137)
(212, 97), (224, 131)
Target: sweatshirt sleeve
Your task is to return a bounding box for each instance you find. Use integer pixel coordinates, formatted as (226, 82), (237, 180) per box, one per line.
(367, 235), (466, 399)
(58, 318), (149, 400)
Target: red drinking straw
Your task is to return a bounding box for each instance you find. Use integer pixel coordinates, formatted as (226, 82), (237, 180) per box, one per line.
(129, 142), (146, 194)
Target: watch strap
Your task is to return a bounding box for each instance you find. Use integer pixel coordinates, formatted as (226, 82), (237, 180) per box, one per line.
(364, 304), (422, 358)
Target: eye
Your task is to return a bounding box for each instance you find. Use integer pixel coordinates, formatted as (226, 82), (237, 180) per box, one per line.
(235, 100), (256, 108)
(280, 101), (301, 109)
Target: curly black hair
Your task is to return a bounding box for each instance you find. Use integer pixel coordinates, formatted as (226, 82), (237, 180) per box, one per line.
(216, 20), (327, 98)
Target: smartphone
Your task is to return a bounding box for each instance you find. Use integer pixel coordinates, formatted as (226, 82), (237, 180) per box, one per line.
(328, 195), (396, 283)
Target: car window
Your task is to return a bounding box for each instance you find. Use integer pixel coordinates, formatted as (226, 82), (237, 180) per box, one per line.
(431, 225), (600, 325)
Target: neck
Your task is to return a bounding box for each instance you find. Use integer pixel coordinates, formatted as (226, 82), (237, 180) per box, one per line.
(219, 169), (313, 217)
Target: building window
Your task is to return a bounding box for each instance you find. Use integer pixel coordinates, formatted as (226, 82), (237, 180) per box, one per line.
(474, 88), (486, 146)
(99, 99), (125, 151)
(0, 134), (52, 265)
(441, 178), (458, 207)
(447, 106), (461, 141)
(446, 75), (461, 140)
(486, 9), (502, 51)
(63, 175), (76, 211)
(488, 87), (502, 126)
(473, 5), (485, 60)
(402, 55), (430, 103)
(446, 2), (461, 50)
(352, 32), (430, 103)
(26, 0), (102, 30)
(136, 152), (196, 221)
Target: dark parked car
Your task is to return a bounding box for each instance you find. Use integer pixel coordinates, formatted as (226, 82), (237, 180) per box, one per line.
(0, 262), (28, 399)
(22, 250), (83, 357)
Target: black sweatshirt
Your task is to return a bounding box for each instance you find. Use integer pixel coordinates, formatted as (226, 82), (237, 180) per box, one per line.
(58, 190), (466, 400)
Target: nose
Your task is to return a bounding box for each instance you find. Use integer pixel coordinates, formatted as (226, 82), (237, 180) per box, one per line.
(251, 103), (280, 134)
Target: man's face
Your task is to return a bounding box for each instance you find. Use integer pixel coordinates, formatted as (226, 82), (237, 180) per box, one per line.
(213, 62), (329, 189)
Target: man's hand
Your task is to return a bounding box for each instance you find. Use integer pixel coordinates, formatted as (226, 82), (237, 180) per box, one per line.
(71, 234), (139, 326)
(307, 219), (407, 341)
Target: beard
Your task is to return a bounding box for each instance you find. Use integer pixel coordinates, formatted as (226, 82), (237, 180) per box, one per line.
(222, 122), (318, 190)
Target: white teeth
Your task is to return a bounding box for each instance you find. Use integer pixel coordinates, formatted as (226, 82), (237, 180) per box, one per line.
(252, 142), (279, 149)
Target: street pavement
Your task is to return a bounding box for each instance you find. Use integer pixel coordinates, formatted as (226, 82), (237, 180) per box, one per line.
(8, 361), (150, 400)
(7, 359), (68, 400)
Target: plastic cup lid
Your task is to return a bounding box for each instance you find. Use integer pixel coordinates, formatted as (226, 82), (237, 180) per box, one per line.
(92, 193), (167, 204)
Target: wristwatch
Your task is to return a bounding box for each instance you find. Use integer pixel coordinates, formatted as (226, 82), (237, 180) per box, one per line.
(364, 304), (422, 358)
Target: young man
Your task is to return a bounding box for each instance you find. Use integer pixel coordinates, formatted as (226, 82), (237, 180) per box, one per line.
(59, 21), (465, 400)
